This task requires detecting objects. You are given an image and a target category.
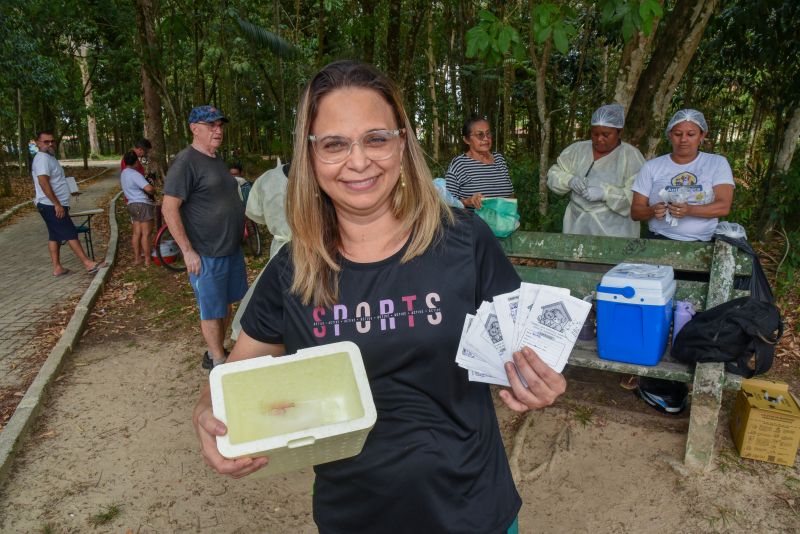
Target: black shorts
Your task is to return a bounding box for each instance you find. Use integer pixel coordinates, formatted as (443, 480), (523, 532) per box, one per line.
(36, 203), (78, 242)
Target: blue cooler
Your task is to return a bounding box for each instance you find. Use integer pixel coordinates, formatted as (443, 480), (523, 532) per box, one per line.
(596, 263), (675, 365)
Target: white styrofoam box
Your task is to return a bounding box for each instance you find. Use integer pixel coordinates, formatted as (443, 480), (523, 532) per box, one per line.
(596, 263), (676, 306)
(209, 341), (376, 477)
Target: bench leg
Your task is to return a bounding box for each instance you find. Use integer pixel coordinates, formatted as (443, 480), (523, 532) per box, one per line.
(684, 362), (724, 470)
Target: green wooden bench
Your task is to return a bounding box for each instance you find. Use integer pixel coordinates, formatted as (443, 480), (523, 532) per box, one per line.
(500, 231), (753, 471)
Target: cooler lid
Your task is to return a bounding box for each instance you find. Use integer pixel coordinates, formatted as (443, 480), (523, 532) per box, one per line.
(597, 263), (676, 304)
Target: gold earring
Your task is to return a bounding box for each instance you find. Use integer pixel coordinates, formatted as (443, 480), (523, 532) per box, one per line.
(400, 167), (406, 188)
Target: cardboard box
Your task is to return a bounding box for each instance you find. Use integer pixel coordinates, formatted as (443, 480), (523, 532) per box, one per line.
(730, 378), (800, 467)
(209, 341), (377, 477)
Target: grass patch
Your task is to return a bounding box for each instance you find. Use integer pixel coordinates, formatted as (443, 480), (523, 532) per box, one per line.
(572, 404), (594, 427)
(715, 447), (759, 475)
(704, 504), (741, 530)
(87, 503), (121, 527)
(785, 475), (800, 494)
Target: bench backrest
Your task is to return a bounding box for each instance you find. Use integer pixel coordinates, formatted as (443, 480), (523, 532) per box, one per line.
(501, 232), (752, 312)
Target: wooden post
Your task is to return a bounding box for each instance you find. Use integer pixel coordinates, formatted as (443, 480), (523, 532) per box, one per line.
(684, 240), (736, 470)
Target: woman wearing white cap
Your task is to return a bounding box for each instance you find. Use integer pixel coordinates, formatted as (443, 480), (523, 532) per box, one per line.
(547, 103), (645, 237)
(631, 109), (735, 241)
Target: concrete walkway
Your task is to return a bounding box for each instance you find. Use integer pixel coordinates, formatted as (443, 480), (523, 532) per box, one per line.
(0, 166), (120, 392)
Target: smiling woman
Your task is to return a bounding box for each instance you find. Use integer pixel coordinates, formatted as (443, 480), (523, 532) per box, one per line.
(192, 61), (568, 534)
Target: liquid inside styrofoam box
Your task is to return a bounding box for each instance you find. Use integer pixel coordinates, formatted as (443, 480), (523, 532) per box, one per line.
(221, 351), (366, 445)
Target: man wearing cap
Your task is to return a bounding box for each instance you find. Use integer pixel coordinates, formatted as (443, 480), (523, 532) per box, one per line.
(547, 103), (645, 238)
(162, 106), (247, 369)
(32, 130), (107, 277)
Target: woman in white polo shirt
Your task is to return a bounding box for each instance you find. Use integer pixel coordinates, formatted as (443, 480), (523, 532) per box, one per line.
(631, 109), (735, 241)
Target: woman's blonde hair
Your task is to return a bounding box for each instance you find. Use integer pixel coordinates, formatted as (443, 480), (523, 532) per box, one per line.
(287, 60), (452, 307)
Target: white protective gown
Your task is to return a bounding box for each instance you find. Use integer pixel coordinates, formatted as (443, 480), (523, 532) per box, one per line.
(547, 140), (645, 238)
(231, 159), (291, 340)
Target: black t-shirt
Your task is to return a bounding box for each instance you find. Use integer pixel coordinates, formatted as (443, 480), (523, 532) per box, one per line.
(241, 211), (522, 534)
(163, 146), (244, 257)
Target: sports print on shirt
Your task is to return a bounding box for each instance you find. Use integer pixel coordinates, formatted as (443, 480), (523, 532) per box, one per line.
(311, 292), (443, 338)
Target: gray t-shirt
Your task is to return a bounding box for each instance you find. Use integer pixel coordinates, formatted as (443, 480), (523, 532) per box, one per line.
(164, 146), (244, 257)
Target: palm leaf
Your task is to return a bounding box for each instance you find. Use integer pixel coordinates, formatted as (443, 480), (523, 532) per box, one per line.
(235, 16), (300, 60)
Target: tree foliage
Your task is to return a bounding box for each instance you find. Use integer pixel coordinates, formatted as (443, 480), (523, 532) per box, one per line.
(0, 0), (798, 238)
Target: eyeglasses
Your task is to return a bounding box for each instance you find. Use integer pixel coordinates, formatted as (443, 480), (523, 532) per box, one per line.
(308, 129), (405, 164)
(196, 121), (225, 131)
(470, 130), (492, 141)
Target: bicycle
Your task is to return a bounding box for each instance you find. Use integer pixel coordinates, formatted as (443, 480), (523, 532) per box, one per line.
(153, 192), (262, 272)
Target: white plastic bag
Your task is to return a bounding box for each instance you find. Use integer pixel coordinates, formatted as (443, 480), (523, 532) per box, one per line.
(714, 222), (747, 239)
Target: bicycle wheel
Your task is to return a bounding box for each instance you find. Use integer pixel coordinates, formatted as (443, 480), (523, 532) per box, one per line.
(154, 225), (187, 272)
(244, 219), (262, 257)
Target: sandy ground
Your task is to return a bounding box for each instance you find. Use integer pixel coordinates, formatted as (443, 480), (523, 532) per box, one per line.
(0, 330), (797, 533)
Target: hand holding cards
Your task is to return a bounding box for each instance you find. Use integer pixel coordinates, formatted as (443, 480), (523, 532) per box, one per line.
(456, 283), (592, 386)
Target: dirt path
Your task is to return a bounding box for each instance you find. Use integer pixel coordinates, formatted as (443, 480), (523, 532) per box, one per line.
(1, 334), (797, 533)
(0, 210), (797, 533)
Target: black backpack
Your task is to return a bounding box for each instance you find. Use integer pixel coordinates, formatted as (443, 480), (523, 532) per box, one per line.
(671, 297), (783, 378)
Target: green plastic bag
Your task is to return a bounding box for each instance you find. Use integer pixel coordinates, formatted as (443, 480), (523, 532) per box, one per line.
(475, 198), (520, 238)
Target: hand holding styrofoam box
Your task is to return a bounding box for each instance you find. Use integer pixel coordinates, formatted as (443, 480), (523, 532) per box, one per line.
(209, 341), (377, 477)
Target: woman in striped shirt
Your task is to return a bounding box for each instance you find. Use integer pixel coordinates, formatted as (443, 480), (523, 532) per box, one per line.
(445, 116), (515, 208)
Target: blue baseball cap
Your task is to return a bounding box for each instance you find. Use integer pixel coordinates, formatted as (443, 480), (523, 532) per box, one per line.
(188, 105), (229, 124)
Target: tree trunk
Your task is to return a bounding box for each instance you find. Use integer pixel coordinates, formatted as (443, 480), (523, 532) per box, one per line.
(135, 0), (168, 175)
(612, 7), (662, 113)
(192, 21), (206, 104)
(745, 96), (765, 168)
(57, 115), (68, 159)
(317, 0), (326, 66)
(447, 22), (461, 147)
(565, 18), (592, 145)
(16, 87), (25, 176)
(426, 13), (440, 162)
(529, 5), (553, 217)
(775, 103), (800, 175)
(626, 0), (719, 157)
(601, 44), (608, 101)
(386, 0), (401, 79)
(0, 155), (10, 197)
(358, 0), (378, 63)
(456, 0), (473, 119)
(74, 114), (89, 170)
(77, 44), (101, 158)
(502, 59), (514, 154)
(400, 1), (425, 126)
(274, 0), (288, 151)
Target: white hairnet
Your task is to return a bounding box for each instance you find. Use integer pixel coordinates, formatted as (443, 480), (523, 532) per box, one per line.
(665, 109), (708, 137)
(591, 103), (625, 129)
